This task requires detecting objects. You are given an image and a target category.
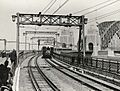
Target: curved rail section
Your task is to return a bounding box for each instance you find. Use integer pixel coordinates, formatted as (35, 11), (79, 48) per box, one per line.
(28, 56), (41, 91)
(35, 56), (60, 91)
(46, 58), (120, 91)
(28, 55), (60, 91)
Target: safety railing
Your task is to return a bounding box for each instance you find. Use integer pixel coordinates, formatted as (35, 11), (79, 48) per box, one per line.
(52, 52), (120, 80)
(18, 50), (41, 65)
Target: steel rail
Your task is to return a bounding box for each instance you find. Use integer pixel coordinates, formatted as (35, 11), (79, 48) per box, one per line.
(35, 56), (60, 91)
(45, 59), (101, 91)
(51, 58), (120, 91)
(28, 56), (41, 91)
(46, 59), (120, 91)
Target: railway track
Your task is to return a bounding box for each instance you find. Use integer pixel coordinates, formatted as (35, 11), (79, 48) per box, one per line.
(45, 58), (120, 91)
(28, 55), (60, 91)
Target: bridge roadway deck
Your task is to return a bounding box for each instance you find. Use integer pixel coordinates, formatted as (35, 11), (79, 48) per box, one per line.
(1, 54), (120, 91)
(1, 54), (117, 91)
(16, 55), (95, 91)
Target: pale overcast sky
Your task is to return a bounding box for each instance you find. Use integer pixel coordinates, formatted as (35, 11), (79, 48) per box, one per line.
(0, 0), (120, 50)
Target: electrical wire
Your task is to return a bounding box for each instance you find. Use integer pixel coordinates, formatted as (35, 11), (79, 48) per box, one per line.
(73, 0), (113, 14)
(52, 0), (69, 14)
(84, 0), (120, 15)
(44, 0), (57, 13)
(88, 8), (120, 23)
(41, 0), (54, 13)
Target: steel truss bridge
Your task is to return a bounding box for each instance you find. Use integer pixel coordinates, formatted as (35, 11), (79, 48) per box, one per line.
(97, 21), (120, 50)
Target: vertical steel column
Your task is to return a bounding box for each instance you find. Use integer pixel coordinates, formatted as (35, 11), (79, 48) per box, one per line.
(53, 38), (55, 47)
(78, 25), (82, 65)
(28, 43), (30, 50)
(55, 34), (57, 51)
(32, 39), (33, 50)
(25, 33), (27, 50)
(23, 33), (27, 50)
(16, 12), (20, 65)
(82, 15), (86, 57)
(56, 34), (57, 48)
(38, 39), (40, 50)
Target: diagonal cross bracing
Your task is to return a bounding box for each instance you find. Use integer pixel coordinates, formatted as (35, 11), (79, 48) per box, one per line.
(19, 13), (83, 26)
(98, 21), (120, 49)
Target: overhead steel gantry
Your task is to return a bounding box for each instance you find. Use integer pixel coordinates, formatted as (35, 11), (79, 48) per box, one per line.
(31, 37), (55, 50)
(25, 31), (57, 34)
(12, 12), (87, 65)
(23, 31), (57, 50)
(31, 36), (54, 41)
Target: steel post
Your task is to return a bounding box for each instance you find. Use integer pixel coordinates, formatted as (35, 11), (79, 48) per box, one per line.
(25, 33), (27, 50)
(16, 12), (20, 65)
(78, 26), (82, 64)
(82, 15), (86, 57)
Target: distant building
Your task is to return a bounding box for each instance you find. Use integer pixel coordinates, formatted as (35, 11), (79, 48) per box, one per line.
(85, 26), (101, 56)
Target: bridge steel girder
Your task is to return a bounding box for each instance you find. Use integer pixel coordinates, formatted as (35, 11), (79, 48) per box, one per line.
(31, 36), (55, 50)
(25, 31), (57, 35)
(31, 37), (54, 41)
(98, 21), (120, 49)
(23, 31), (57, 50)
(19, 13), (83, 26)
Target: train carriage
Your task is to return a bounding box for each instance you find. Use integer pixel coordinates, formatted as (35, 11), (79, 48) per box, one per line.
(42, 46), (52, 59)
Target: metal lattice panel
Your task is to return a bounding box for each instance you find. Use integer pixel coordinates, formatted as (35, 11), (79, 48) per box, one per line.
(31, 37), (54, 41)
(98, 21), (114, 36)
(98, 21), (120, 49)
(25, 31), (57, 35)
(19, 13), (83, 26)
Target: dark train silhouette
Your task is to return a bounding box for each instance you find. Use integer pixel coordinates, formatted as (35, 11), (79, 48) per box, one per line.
(42, 46), (53, 59)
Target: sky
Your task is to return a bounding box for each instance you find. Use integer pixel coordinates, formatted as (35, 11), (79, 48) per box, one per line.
(0, 0), (120, 50)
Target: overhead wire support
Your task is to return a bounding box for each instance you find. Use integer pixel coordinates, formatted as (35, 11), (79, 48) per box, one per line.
(84, 0), (120, 15)
(52, 0), (69, 14)
(41, 0), (54, 13)
(73, 0), (113, 14)
(43, 0), (57, 13)
(88, 8), (120, 23)
(18, 13), (84, 26)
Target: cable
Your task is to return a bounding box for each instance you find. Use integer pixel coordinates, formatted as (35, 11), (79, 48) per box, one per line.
(52, 0), (69, 14)
(89, 9), (120, 22)
(88, 9), (120, 23)
(73, 0), (113, 14)
(89, 9), (120, 21)
(44, 0), (57, 13)
(41, 0), (54, 13)
(84, 0), (120, 15)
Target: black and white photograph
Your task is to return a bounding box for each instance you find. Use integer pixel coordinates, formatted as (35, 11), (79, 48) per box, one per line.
(0, 0), (120, 91)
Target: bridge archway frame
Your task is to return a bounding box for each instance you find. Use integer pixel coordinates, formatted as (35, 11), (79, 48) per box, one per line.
(98, 21), (120, 50)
